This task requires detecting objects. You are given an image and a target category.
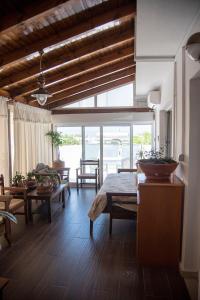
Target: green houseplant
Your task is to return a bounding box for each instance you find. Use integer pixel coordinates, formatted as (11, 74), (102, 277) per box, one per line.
(137, 148), (178, 180)
(12, 172), (26, 187)
(26, 172), (36, 188)
(46, 130), (66, 169)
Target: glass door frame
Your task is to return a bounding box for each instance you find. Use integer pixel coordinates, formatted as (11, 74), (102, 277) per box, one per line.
(54, 121), (154, 184)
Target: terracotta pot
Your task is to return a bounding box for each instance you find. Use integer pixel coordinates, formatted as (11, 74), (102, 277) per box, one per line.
(52, 160), (65, 170)
(138, 161), (178, 180)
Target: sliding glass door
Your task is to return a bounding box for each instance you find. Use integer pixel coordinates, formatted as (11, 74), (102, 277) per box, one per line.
(132, 124), (153, 166)
(84, 127), (100, 160)
(58, 127), (82, 182)
(58, 123), (153, 183)
(103, 126), (130, 179)
(84, 127), (100, 175)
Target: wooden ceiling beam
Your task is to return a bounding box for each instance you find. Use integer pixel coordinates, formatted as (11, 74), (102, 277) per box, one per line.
(0, 89), (10, 98)
(9, 43), (134, 96)
(52, 107), (152, 114)
(30, 66), (135, 104)
(0, 2), (135, 68)
(45, 75), (134, 109)
(26, 58), (135, 99)
(0, 0), (70, 36)
(0, 22), (134, 88)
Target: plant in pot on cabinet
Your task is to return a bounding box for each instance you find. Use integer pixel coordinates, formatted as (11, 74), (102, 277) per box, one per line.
(137, 148), (178, 180)
(46, 130), (66, 169)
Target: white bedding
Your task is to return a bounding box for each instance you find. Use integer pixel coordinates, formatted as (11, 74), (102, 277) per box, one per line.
(88, 173), (138, 221)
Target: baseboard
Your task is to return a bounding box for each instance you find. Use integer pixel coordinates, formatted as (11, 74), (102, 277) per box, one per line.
(180, 270), (198, 300)
(180, 270), (199, 280)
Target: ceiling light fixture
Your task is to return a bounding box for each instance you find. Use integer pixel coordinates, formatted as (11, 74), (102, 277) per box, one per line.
(31, 50), (52, 106)
(186, 32), (200, 62)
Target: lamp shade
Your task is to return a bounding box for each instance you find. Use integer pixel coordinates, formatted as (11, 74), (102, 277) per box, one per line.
(31, 50), (52, 106)
(31, 86), (52, 106)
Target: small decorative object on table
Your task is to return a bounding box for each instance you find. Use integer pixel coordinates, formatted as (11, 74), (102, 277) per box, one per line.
(35, 175), (53, 194)
(137, 148), (178, 180)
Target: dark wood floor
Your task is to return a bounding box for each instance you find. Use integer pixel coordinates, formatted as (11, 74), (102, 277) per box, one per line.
(0, 188), (190, 300)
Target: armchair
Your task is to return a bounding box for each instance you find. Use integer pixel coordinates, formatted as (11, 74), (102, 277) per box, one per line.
(0, 175), (28, 223)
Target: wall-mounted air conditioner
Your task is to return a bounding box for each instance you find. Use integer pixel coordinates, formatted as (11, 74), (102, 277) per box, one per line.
(147, 91), (161, 108)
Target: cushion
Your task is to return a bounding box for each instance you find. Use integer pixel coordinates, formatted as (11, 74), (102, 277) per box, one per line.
(77, 173), (97, 179)
(9, 198), (24, 212)
(0, 198), (24, 212)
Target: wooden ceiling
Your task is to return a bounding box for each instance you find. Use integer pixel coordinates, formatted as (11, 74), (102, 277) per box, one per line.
(0, 0), (136, 109)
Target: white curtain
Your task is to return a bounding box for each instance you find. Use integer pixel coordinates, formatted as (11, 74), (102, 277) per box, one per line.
(14, 103), (52, 175)
(0, 97), (9, 184)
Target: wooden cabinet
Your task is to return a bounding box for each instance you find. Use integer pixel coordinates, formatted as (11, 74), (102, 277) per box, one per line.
(137, 175), (184, 267)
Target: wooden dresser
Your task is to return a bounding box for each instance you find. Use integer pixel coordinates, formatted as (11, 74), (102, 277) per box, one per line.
(137, 174), (184, 267)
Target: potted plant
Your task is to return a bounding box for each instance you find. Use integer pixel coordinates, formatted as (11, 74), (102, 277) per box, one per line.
(46, 130), (66, 169)
(26, 172), (36, 188)
(35, 174), (53, 194)
(137, 148), (178, 180)
(12, 172), (26, 187)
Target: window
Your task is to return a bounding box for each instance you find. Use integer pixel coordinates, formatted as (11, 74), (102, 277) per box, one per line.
(97, 83), (133, 107)
(63, 97), (95, 108)
(132, 125), (153, 166)
(61, 84), (134, 108)
(58, 127), (82, 181)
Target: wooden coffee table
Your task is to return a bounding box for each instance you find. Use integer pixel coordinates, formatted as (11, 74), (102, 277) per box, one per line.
(27, 184), (66, 223)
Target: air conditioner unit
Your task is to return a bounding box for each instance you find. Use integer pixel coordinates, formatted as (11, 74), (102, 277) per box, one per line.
(147, 91), (161, 108)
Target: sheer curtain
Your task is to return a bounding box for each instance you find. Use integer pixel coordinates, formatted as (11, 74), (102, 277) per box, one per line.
(14, 103), (52, 175)
(0, 97), (9, 184)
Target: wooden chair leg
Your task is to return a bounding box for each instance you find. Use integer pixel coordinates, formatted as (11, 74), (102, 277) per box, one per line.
(109, 214), (112, 235)
(67, 185), (71, 196)
(4, 220), (11, 246)
(95, 179), (97, 193)
(90, 220), (93, 236)
(77, 178), (79, 192)
(24, 202), (28, 224)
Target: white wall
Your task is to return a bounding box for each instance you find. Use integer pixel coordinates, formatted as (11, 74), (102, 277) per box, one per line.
(173, 13), (200, 274)
(160, 65), (174, 110)
(136, 0), (200, 57)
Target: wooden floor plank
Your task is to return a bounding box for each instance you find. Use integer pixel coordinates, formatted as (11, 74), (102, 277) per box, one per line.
(0, 188), (190, 300)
